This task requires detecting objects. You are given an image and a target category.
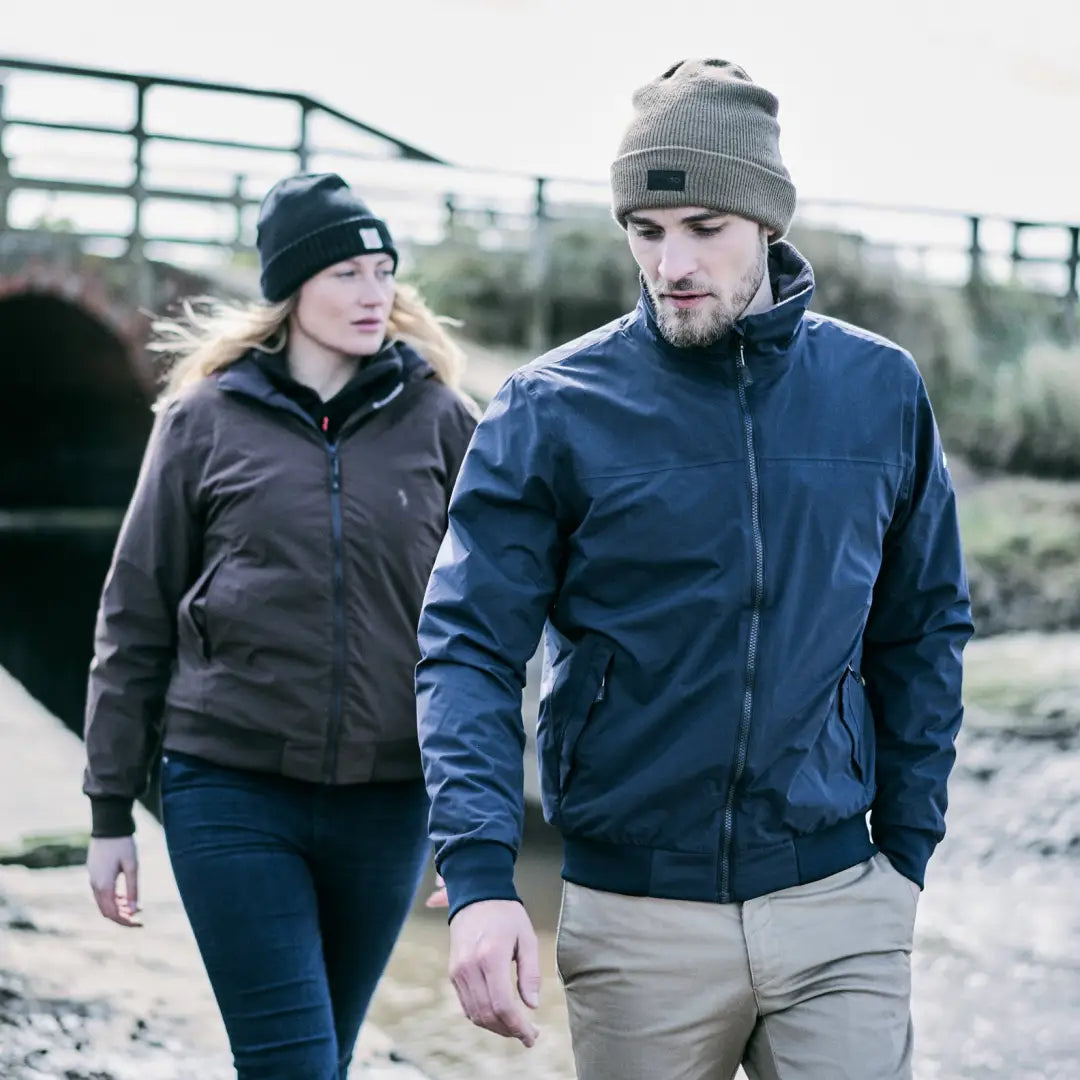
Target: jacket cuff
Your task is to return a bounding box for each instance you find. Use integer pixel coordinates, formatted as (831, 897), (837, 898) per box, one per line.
(439, 841), (520, 921)
(873, 824), (938, 889)
(90, 797), (136, 838)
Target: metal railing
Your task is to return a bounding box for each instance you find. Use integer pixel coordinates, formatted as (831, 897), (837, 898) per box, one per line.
(0, 56), (447, 306)
(1, 55), (1077, 340)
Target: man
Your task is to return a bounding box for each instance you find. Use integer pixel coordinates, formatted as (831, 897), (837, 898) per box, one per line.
(417, 58), (971, 1080)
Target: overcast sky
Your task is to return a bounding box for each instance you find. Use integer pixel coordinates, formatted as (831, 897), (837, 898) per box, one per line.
(4, 0), (1078, 225)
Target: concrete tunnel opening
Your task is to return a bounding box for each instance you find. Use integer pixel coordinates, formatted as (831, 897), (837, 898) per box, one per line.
(0, 292), (153, 742)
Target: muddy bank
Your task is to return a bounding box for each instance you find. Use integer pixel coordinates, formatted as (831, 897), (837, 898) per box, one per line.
(906, 716), (1080, 1079)
(0, 956), (424, 1080)
(0, 959), (223, 1080)
(362, 633), (1080, 1080)
(4, 635), (1080, 1080)
(0, 908), (424, 1080)
(0, 877), (233, 1080)
(0, 666), (429, 1080)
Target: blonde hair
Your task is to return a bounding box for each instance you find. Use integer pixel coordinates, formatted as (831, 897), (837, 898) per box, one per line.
(153, 282), (466, 404)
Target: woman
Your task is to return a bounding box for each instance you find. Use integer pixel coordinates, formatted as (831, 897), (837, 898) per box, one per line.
(83, 173), (476, 1079)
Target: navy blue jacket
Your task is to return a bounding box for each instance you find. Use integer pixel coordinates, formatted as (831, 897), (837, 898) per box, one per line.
(417, 243), (972, 918)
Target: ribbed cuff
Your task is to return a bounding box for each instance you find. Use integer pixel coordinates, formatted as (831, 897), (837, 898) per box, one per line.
(439, 841), (520, 921)
(90, 797), (136, 838)
(873, 824), (938, 889)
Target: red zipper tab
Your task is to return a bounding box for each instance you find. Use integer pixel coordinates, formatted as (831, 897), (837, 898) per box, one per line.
(321, 415), (329, 433)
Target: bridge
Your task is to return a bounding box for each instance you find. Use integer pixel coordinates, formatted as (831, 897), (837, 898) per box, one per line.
(0, 55), (1076, 768)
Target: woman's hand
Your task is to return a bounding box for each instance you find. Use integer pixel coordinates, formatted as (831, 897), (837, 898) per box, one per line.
(87, 836), (142, 927)
(424, 872), (449, 909)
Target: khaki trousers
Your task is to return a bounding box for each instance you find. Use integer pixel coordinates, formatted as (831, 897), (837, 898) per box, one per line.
(557, 853), (917, 1080)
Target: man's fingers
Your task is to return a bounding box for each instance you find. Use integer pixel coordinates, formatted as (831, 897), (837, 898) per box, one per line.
(515, 928), (542, 1009)
(450, 959), (488, 1028)
(480, 954), (539, 1046)
(446, 900), (542, 1047)
(452, 954), (534, 1043)
(455, 960), (514, 1037)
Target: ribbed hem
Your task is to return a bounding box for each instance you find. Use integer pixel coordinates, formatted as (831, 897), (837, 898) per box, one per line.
(562, 815), (875, 903)
(89, 796), (136, 838)
(611, 147), (796, 237)
(872, 824), (938, 889)
(439, 841), (520, 921)
(260, 216), (398, 302)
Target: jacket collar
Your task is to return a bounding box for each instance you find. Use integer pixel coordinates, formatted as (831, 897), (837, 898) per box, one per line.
(634, 241), (815, 376)
(216, 339), (432, 429)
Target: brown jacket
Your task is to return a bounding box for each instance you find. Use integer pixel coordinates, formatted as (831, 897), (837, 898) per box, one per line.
(83, 344), (477, 835)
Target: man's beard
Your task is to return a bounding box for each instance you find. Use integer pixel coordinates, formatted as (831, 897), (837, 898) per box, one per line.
(647, 239), (768, 349)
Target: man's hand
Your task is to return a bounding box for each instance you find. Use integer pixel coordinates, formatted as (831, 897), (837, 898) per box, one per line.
(448, 899), (541, 1047)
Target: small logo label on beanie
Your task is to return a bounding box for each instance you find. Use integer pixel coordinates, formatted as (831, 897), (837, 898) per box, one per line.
(359, 227), (383, 250)
(647, 169), (686, 192)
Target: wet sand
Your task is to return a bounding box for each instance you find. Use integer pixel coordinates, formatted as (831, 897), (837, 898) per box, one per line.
(0, 666), (428, 1080)
(3, 634), (1079, 1079)
(368, 635), (1080, 1079)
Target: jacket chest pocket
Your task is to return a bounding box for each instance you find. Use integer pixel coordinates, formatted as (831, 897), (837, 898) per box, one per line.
(346, 460), (448, 553)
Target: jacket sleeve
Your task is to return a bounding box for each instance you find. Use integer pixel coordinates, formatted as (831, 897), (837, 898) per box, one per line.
(862, 373), (973, 888)
(83, 399), (202, 837)
(417, 373), (566, 918)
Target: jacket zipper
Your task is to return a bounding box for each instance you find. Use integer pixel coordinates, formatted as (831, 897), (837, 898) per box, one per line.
(720, 341), (765, 902)
(317, 390), (406, 783)
(321, 445), (347, 782)
(217, 374), (406, 784)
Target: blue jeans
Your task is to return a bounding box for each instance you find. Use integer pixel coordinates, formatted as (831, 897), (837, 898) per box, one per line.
(161, 752), (429, 1080)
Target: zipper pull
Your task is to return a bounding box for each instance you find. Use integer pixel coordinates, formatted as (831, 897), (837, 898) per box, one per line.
(594, 674), (607, 704)
(737, 342), (754, 386)
(330, 454), (341, 493)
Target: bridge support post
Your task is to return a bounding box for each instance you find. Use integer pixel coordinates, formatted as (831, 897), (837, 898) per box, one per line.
(0, 74), (10, 232)
(526, 177), (552, 354)
(127, 80), (154, 311)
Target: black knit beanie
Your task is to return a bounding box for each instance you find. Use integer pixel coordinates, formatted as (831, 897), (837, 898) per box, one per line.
(256, 173), (398, 302)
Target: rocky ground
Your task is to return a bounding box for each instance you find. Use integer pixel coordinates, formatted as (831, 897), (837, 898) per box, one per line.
(3, 632), (1079, 1080)
(0, 666), (430, 1080)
